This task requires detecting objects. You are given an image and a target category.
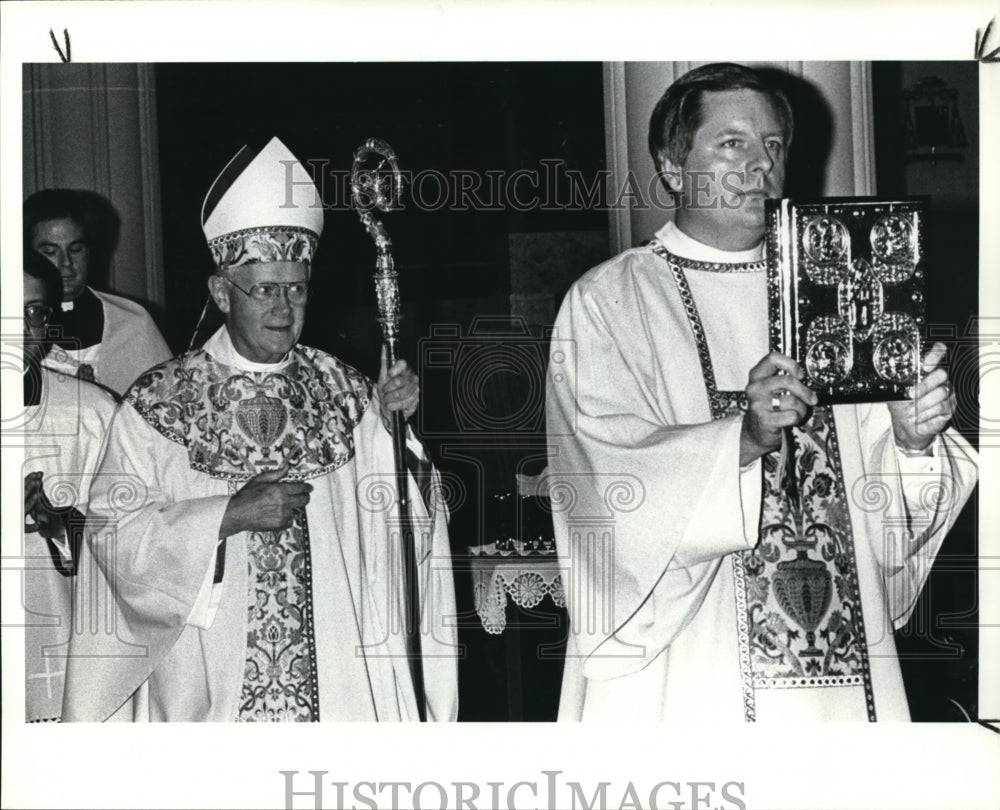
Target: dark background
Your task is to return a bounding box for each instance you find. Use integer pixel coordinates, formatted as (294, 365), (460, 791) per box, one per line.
(871, 61), (980, 723)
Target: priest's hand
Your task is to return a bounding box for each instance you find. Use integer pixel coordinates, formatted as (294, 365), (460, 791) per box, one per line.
(219, 461), (313, 536)
(740, 352), (817, 466)
(378, 347), (419, 432)
(887, 342), (954, 456)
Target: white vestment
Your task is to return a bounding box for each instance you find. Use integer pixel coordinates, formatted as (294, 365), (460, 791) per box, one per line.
(23, 367), (117, 721)
(44, 288), (172, 396)
(62, 327), (458, 722)
(547, 222), (978, 722)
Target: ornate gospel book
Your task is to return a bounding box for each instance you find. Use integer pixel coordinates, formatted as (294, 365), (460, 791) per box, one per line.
(765, 196), (928, 404)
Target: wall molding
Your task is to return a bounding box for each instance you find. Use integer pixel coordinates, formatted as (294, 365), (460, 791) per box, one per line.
(22, 64), (165, 308)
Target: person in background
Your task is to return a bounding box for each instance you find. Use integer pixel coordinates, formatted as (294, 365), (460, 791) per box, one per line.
(22, 251), (117, 722)
(24, 188), (172, 396)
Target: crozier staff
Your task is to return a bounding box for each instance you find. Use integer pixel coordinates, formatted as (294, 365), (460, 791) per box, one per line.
(63, 137), (458, 722)
(351, 137), (427, 721)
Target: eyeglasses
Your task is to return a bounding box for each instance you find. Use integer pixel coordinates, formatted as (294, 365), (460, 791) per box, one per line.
(225, 278), (309, 304)
(24, 303), (52, 328)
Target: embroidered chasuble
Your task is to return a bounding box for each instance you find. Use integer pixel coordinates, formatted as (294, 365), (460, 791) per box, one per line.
(547, 221), (978, 722)
(121, 333), (371, 721)
(62, 327), (458, 722)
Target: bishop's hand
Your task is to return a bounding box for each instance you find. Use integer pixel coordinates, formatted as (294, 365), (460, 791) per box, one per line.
(378, 346), (419, 432)
(740, 351), (818, 467)
(219, 461), (313, 537)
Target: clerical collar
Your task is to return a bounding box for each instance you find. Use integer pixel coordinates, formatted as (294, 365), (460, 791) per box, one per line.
(53, 287), (104, 348)
(203, 326), (293, 372)
(654, 221), (764, 265)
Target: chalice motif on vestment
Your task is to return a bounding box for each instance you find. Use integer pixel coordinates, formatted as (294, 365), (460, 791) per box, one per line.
(236, 390), (287, 463)
(768, 490), (833, 659)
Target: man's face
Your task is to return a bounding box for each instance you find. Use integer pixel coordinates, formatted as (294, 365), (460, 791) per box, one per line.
(31, 218), (89, 302)
(210, 261), (309, 364)
(663, 89), (788, 251)
(23, 272), (50, 367)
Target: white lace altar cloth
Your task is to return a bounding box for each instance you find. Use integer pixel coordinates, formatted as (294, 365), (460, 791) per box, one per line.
(469, 544), (564, 635)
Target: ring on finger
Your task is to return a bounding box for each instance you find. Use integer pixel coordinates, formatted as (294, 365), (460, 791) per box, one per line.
(770, 393), (783, 411)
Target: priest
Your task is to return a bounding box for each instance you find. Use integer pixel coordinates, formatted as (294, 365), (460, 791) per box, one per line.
(546, 63), (978, 722)
(22, 251), (117, 722)
(25, 189), (172, 396)
(63, 137), (458, 722)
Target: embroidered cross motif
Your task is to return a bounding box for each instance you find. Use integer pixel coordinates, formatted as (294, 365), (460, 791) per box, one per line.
(28, 656), (66, 700)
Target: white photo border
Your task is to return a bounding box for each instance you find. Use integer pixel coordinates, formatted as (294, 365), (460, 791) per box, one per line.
(2, 2), (998, 809)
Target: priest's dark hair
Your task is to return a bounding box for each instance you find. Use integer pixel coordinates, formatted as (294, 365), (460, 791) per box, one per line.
(648, 62), (794, 175)
(24, 247), (64, 306)
(24, 188), (121, 289)
(23, 188), (91, 246)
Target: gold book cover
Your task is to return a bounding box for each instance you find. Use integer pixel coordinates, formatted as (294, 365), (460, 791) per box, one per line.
(765, 196), (928, 405)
